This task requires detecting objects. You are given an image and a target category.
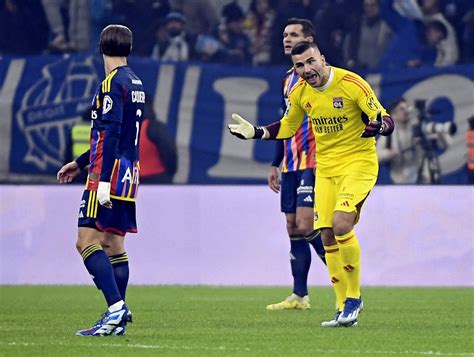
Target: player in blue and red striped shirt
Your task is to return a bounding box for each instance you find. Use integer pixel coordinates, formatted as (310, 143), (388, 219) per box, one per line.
(266, 19), (326, 311)
(57, 24), (145, 336)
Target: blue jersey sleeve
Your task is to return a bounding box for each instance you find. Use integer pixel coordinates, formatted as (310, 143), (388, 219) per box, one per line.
(102, 79), (124, 123)
(100, 79), (124, 181)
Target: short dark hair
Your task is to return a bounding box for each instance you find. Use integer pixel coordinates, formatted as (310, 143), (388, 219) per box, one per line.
(100, 24), (133, 57)
(286, 18), (316, 39)
(388, 97), (406, 112)
(291, 41), (319, 56)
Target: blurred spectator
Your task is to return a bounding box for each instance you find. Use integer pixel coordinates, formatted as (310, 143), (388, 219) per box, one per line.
(314, 0), (361, 68)
(377, 98), (419, 183)
(140, 100), (177, 184)
(461, 9), (474, 63)
(41, 0), (90, 52)
(344, 0), (393, 69)
(378, 0), (423, 70)
(170, 0), (218, 36)
(112, 0), (170, 56)
(414, 19), (449, 67)
(151, 12), (193, 61)
(0, 0), (49, 55)
(217, 1), (252, 63)
(441, 0), (473, 39)
(197, 1), (251, 64)
(90, 0), (117, 52)
(418, 0), (459, 66)
(244, 0), (276, 65)
(270, 0), (317, 64)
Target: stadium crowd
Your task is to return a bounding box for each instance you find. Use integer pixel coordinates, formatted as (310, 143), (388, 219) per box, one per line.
(1, 0), (474, 69)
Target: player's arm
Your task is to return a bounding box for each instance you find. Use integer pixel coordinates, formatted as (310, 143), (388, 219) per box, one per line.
(228, 94), (306, 140)
(352, 76), (394, 137)
(75, 150), (90, 170)
(271, 140), (284, 167)
(267, 141), (284, 193)
(57, 150), (90, 184)
(98, 80), (124, 207)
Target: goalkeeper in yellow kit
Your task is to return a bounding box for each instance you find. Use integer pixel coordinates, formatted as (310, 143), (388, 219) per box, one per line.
(228, 41), (394, 327)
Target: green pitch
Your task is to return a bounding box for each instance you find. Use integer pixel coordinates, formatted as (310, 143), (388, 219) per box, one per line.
(0, 286), (472, 356)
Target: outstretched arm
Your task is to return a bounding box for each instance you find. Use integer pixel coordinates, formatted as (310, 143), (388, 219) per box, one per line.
(228, 100), (305, 140)
(57, 149), (90, 183)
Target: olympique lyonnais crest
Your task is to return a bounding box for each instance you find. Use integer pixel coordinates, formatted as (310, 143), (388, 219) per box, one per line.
(16, 57), (100, 170)
(333, 97), (343, 108)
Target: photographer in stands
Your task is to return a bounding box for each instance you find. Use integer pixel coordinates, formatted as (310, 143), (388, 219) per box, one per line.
(377, 98), (419, 183)
(377, 97), (456, 184)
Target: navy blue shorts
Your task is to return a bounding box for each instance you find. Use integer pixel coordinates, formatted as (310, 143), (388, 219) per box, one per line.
(280, 168), (315, 213)
(78, 190), (137, 237)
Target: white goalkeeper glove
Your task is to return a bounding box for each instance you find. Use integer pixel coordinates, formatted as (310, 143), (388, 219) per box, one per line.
(97, 181), (112, 208)
(228, 113), (265, 140)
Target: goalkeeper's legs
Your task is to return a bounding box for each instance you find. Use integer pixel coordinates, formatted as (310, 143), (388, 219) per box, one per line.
(320, 227), (348, 327)
(333, 212), (362, 325)
(332, 211), (361, 299)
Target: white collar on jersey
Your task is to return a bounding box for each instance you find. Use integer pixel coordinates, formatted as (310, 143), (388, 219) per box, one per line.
(315, 67), (334, 92)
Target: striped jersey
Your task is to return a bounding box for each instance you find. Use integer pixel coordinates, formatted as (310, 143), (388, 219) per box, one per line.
(281, 67), (316, 172)
(278, 66), (389, 177)
(86, 65), (145, 201)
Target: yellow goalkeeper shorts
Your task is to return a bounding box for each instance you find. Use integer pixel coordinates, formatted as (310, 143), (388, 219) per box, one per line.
(314, 173), (377, 229)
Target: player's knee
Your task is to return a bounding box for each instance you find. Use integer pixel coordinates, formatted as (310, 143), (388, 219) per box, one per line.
(101, 234), (125, 255)
(75, 240), (83, 253)
(295, 216), (313, 235)
(332, 221), (353, 236)
(332, 212), (355, 236)
(321, 228), (336, 246)
(286, 225), (298, 236)
(76, 232), (95, 253)
(285, 217), (298, 235)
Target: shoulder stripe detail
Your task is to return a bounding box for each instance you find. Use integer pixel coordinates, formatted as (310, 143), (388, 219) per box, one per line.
(343, 76), (370, 97)
(344, 74), (370, 90)
(288, 79), (304, 96)
(346, 74), (372, 94)
(101, 69), (118, 93)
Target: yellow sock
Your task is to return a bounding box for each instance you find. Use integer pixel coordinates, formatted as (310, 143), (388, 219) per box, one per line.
(324, 244), (347, 311)
(336, 230), (361, 298)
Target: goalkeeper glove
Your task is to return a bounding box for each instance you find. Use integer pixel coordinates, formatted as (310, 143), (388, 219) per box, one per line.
(361, 111), (384, 138)
(228, 113), (265, 139)
(97, 181), (112, 208)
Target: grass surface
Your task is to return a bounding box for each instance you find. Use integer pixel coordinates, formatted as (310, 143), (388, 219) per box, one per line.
(0, 286), (472, 356)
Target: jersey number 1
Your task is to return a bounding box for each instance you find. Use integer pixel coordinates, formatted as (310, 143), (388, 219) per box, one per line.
(134, 121), (139, 146)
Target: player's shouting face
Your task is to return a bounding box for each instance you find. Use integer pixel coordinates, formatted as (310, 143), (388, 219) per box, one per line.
(283, 24), (312, 56)
(292, 46), (327, 88)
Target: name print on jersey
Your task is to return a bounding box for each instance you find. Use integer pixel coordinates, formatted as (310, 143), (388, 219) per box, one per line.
(131, 91), (145, 103)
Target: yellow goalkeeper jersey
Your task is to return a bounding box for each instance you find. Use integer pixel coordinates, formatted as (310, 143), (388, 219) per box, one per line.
(277, 66), (388, 177)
